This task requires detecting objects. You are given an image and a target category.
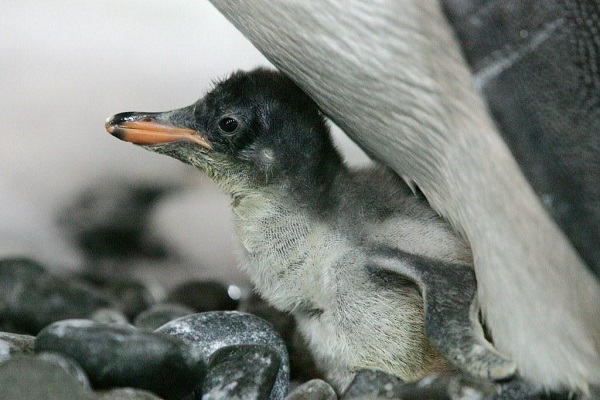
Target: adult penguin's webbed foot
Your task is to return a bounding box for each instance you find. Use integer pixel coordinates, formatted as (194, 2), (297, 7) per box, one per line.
(370, 247), (517, 381)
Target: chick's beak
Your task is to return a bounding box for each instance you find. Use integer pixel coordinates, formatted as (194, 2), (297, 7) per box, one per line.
(105, 111), (212, 149)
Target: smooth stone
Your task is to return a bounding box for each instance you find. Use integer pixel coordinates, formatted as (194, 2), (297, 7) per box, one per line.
(75, 273), (158, 319)
(156, 311), (289, 400)
(493, 376), (565, 400)
(341, 369), (404, 400)
(0, 258), (117, 334)
(57, 181), (172, 260)
(90, 308), (130, 324)
(35, 319), (206, 400)
(0, 319), (22, 334)
(134, 303), (195, 331)
(350, 372), (498, 400)
(102, 279), (157, 319)
(201, 344), (280, 400)
(284, 379), (337, 400)
(0, 332), (35, 358)
(37, 351), (91, 389)
(400, 373), (497, 400)
(0, 355), (95, 400)
(166, 281), (239, 313)
(96, 387), (164, 400)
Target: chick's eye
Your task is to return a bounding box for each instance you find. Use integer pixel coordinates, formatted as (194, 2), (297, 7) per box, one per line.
(218, 117), (238, 133)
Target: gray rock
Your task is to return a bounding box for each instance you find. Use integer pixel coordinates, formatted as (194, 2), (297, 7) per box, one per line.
(492, 376), (570, 400)
(156, 311), (289, 400)
(36, 351), (91, 389)
(75, 273), (158, 319)
(284, 379), (337, 400)
(0, 258), (118, 334)
(96, 387), (164, 400)
(0, 355), (95, 400)
(0, 332), (35, 358)
(57, 181), (173, 260)
(0, 319), (21, 334)
(379, 372), (497, 400)
(341, 369), (403, 400)
(167, 281), (240, 313)
(134, 303), (195, 331)
(343, 370), (528, 400)
(90, 308), (130, 324)
(201, 344), (280, 400)
(35, 319), (206, 400)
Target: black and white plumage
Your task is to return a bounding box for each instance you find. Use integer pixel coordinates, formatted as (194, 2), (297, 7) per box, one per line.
(105, 69), (514, 391)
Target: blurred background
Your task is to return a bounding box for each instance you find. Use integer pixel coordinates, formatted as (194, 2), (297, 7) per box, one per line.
(0, 0), (369, 290)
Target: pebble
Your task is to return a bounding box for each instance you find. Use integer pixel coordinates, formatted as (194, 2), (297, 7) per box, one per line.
(96, 387), (164, 400)
(76, 274), (158, 319)
(0, 355), (94, 400)
(0, 332), (35, 358)
(57, 181), (173, 260)
(156, 311), (289, 400)
(166, 281), (240, 313)
(341, 369), (404, 400)
(399, 373), (497, 400)
(35, 319), (207, 399)
(0, 258), (118, 334)
(202, 344), (281, 400)
(341, 370), (500, 400)
(90, 308), (130, 324)
(134, 303), (195, 331)
(36, 351), (91, 389)
(494, 376), (561, 400)
(284, 379), (337, 400)
(0, 319), (22, 334)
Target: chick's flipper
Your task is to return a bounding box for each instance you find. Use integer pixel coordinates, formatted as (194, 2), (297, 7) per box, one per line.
(369, 247), (516, 381)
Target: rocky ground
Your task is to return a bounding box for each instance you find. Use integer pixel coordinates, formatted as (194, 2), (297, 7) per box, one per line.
(1, 182), (594, 400)
(0, 256), (532, 400)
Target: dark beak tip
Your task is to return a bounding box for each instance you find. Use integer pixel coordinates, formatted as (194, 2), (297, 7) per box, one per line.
(105, 117), (116, 134)
(104, 112), (134, 139)
(109, 127), (126, 140)
(105, 111), (145, 135)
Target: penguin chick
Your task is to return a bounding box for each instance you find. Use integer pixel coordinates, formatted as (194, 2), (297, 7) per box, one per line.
(106, 68), (515, 390)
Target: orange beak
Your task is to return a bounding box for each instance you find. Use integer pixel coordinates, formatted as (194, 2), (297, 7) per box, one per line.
(105, 112), (212, 149)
